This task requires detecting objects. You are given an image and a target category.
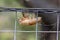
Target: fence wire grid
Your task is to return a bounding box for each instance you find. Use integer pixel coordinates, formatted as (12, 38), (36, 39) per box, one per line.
(0, 7), (60, 40)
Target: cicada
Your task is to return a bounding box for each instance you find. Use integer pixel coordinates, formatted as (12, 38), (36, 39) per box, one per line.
(18, 12), (42, 25)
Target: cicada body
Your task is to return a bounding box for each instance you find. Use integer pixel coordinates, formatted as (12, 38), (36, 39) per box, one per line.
(18, 13), (42, 25)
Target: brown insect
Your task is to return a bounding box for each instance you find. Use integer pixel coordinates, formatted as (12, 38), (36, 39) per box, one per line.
(18, 12), (42, 25)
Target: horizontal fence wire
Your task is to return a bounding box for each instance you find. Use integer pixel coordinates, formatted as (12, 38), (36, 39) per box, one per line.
(0, 30), (59, 33)
(0, 7), (60, 13)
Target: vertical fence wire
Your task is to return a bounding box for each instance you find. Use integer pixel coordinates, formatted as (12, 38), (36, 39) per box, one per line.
(36, 10), (38, 40)
(14, 11), (17, 40)
(56, 13), (59, 40)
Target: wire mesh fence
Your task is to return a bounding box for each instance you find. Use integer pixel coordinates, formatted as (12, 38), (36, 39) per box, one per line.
(0, 7), (60, 40)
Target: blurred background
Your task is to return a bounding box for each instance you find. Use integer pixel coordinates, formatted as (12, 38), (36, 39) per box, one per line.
(0, 0), (60, 40)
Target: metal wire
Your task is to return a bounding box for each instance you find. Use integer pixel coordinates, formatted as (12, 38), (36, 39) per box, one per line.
(0, 7), (60, 13)
(36, 10), (38, 40)
(14, 11), (17, 40)
(56, 13), (59, 40)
